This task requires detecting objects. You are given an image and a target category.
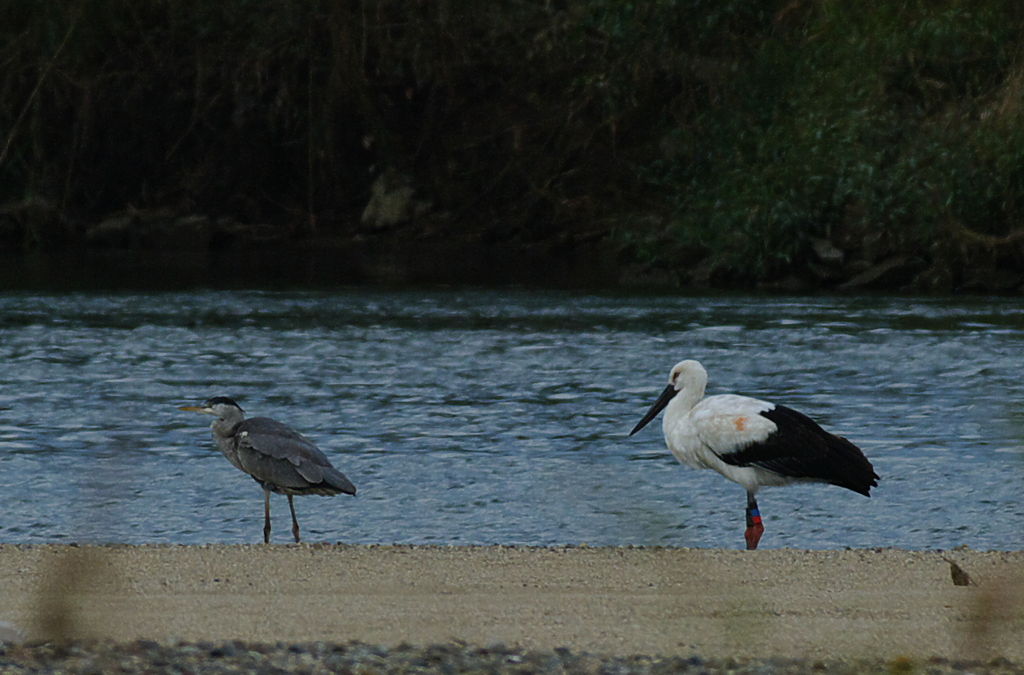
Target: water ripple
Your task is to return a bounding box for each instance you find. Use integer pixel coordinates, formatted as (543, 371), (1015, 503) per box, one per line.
(0, 291), (1022, 549)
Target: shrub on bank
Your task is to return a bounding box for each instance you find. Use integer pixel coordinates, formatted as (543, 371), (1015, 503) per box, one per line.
(1, 0), (1022, 290)
(641, 0), (1024, 288)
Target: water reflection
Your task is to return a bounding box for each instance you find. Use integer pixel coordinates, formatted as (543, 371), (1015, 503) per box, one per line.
(0, 291), (1022, 549)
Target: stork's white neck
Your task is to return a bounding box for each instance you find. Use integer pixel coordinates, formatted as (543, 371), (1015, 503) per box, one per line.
(661, 361), (707, 434)
(664, 381), (704, 424)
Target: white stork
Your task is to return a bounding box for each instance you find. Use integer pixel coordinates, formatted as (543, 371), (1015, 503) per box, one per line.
(630, 360), (878, 550)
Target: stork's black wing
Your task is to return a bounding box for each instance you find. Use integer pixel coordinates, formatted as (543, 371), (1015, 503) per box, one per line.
(718, 404), (879, 496)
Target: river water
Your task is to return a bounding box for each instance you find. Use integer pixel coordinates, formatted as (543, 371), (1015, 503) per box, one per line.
(1, 290), (1022, 550)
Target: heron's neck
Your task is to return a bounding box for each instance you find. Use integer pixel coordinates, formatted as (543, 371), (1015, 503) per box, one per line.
(210, 413), (243, 439)
(210, 414), (246, 472)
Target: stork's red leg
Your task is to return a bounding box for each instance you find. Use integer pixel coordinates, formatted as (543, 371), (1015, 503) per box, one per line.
(745, 491), (764, 550)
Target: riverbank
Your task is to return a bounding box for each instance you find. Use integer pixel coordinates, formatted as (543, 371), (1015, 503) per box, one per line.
(0, 640), (1020, 675)
(5, 3), (1024, 295)
(4, 217), (1022, 293)
(1, 545), (1021, 662)
(0, 236), (621, 291)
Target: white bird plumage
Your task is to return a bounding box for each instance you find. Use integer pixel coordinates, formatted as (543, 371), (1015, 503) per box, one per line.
(630, 360), (879, 549)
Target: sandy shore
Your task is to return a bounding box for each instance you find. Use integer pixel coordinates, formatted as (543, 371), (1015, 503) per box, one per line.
(0, 544), (1021, 660)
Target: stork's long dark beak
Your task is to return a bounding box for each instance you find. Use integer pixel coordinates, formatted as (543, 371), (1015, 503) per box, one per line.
(629, 384), (677, 436)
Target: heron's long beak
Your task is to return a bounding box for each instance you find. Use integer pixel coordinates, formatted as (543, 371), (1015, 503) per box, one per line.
(178, 405), (213, 414)
(629, 384), (677, 436)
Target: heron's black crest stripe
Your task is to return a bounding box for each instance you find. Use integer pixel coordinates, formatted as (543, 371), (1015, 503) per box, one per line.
(718, 404), (879, 496)
(206, 396), (242, 411)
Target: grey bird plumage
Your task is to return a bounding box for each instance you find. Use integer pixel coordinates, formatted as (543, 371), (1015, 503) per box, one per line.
(180, 396), (356, 543)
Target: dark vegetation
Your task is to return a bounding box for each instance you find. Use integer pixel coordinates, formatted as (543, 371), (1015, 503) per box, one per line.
(2, 0), (1024, 291)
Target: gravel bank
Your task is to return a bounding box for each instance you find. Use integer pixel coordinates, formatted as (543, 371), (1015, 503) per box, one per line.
(1, 545), (1022, 663)
(1, 640), (1022, 675)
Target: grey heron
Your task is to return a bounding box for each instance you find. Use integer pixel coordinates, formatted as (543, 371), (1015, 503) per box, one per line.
(179, 396), (356, 543)
(630, 360), (878, 549)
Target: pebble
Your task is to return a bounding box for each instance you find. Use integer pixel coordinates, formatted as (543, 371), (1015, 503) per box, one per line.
(0, 641), (1019, 675)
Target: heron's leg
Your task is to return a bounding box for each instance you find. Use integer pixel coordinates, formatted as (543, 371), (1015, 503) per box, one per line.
(263, 488), (272, 544)
(288, 494), (300, 543)
(744, 491), (764, 550)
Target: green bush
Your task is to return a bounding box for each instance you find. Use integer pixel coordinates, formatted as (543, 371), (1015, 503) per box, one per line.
(644, 0), (1024, 277)
(1, 0), (1023, 285)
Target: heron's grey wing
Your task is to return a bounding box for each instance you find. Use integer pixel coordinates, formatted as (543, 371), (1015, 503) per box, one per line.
(236, 417), (356, 494)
